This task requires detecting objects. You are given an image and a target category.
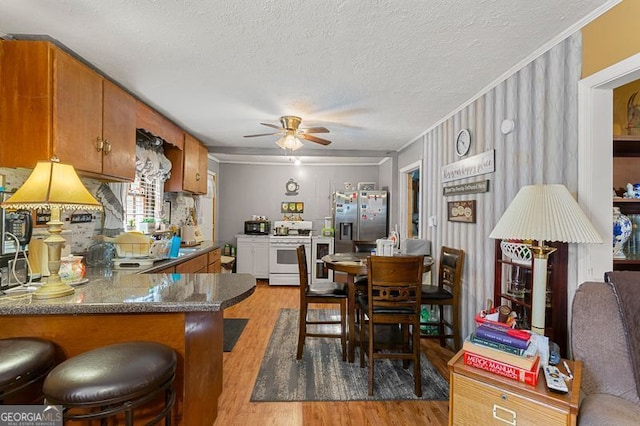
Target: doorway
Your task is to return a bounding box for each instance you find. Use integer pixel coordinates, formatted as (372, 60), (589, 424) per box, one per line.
(199, 172), (216, 241)
(579, 51), (640, 289)
(400, 161), (422, 239)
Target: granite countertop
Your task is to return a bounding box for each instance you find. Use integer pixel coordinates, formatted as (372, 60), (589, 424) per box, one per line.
(84, 240), (223, 281)
(0, 272), (255, 316)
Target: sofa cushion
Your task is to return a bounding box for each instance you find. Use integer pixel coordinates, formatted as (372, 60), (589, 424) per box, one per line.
(578, 394), (640, 426)
(571, 282), (640, 404)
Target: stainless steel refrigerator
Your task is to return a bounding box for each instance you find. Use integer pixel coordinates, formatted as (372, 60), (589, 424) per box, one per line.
(332, 190), (388, 253)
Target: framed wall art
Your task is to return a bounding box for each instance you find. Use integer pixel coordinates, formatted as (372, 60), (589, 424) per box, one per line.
(447, 200), (476, 223)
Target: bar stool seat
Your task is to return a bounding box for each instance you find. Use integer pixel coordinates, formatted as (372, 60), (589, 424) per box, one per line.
(43, 341), (177, 425)
(0, 337), (56, 403)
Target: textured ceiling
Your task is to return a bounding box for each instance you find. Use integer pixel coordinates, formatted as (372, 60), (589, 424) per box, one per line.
(0, 0), (616, 163)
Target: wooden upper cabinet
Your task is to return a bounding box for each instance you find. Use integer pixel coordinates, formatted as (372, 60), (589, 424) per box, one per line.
(0, 41), (53, 166)
(53, 48), (104, 174)
(102, 81), (136, 180)
(0, 40), (135, 181)
(135, 101), (184, 149)
(165, 133), (208, 194)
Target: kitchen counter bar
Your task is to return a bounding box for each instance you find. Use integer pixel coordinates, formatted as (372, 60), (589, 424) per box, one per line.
(0, 270), (255, 425)
(0, 272), (254, 315)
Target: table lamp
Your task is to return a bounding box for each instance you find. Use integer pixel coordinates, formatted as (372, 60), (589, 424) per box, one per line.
(1, 159), (103, 299)
(489, 184), (602, 335)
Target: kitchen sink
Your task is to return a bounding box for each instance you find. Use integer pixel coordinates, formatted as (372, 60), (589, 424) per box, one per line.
(178, 247), (199, 256)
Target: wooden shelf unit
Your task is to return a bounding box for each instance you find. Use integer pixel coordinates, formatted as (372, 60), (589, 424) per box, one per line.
(493, 240), (568, 356)
(613, 135), (640, 269)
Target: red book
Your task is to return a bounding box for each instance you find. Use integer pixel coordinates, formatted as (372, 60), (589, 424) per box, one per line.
(463, 351), (541, 386)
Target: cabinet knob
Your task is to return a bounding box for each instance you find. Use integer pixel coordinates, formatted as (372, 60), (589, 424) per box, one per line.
(103, 140), (112, 154)
(196, 172), (201, 181)
(96, 137), (104, 152)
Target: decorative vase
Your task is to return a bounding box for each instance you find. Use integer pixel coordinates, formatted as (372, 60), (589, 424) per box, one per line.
(613, 207), (632, 258)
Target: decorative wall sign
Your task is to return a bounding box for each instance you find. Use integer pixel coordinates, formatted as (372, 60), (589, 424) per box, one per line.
(443, 180), (490, 196)
(34, 211), (51, 227)
(281, 201), (304, 213)
(70, 213), (94, 223)
(447, 200), (476, 223)
(441, 149), (495, 183)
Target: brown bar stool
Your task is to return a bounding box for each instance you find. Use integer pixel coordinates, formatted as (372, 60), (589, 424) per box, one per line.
(43, 341), (177, 425)
(0, 337), (56, 404)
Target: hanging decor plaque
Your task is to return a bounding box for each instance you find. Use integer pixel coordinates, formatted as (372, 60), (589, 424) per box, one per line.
(443, 180), (490, 196)
(441, 150), (495, 183)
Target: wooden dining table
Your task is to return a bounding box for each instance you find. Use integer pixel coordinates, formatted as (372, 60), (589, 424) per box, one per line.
(322, 252), (433, 363)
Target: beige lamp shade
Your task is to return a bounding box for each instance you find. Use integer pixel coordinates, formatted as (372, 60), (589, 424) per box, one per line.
(0, 160), (103, 211)
(489, 184), (602, 337)
(489, 184), (602, 244)
(0, 159), (102, 300)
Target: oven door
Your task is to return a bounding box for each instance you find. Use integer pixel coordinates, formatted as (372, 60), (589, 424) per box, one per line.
(269, 242), (301, 274)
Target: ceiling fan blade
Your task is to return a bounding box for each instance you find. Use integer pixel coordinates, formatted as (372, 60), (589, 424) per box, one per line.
(260, 123), (284, 130)
(243, 132), (282, 138)
(300, 134), (331, 145)
(301, 126), (330, 134)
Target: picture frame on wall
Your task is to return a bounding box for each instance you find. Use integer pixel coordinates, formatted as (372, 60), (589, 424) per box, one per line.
(447, 200), (476, 223)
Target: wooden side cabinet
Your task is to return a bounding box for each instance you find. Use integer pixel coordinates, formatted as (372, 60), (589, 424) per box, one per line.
(493, 240), (568, 356)
(448, 350), (581, 426)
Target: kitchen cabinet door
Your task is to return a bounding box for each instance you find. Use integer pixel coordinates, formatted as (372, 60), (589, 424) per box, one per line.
(0, 41), (52, 165)
(253, 240), (270, 279)
(53, 47), (104, 173)
(183, 134), (201, 193)
(165, 133), (207, 194)
(236, 236), (269, 279)
(102, 80), (136, 180)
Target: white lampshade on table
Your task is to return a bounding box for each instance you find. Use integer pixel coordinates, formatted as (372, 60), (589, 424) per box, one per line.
(1, 159), (103, 299)
(489, 184), (602, 335)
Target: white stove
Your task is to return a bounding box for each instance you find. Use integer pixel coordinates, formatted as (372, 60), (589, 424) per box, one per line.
(269, 221), (312, 286)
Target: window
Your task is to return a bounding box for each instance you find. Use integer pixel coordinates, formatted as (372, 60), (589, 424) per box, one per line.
(124, 173), (163, 231)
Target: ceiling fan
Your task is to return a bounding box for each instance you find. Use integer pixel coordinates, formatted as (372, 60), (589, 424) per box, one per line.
(244, 116), (331, 151)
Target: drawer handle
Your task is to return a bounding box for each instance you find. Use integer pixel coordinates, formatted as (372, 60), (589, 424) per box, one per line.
(103, 140), (112, 154)
(96, 137), (104, 152)
(493, 404), (516, 425)
(196, 172), (201, 181)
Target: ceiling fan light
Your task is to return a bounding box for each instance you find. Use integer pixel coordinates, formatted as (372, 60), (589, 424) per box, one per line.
(276, 134), (304, 151)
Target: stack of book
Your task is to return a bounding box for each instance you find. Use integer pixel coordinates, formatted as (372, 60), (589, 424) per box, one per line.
(462, 322), (541, 385)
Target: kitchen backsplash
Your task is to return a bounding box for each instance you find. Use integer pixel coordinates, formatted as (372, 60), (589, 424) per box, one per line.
(0, 167), (198, 254)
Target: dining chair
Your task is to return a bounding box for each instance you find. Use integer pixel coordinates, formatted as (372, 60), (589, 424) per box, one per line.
(296, 245), (348, 361)
(358, 255), (424, 396)
(420, 246), (465, 351)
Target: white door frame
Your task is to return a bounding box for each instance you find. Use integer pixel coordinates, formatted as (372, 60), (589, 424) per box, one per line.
(578, 52), (640, 293)
(399, 160), (423, 239)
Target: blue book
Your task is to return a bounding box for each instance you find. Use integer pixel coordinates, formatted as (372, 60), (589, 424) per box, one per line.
(470, 332), (526, 355)
(475, 324), (530, 350)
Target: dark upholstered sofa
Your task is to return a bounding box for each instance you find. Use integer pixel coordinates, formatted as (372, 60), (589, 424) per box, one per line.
(571, 281), (640, 425)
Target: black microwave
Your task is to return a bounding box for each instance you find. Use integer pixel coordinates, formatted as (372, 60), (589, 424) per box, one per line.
(244, 221), (270, 235)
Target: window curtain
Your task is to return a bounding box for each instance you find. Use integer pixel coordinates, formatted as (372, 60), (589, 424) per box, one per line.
(96, 131), (173, 235)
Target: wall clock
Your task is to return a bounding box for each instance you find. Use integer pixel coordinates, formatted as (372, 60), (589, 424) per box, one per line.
(455, 129), (471, 157)
(285, 178), (299, 195)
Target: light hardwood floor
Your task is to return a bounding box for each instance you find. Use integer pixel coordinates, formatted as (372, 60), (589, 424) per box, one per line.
(214, 281), (455, 425)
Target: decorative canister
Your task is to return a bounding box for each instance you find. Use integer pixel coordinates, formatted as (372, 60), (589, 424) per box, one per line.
(613, 207), (632, 258)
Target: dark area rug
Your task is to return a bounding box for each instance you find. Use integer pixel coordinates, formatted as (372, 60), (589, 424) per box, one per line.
(250, 309), (449, 401)
(224, 318), (249, 352)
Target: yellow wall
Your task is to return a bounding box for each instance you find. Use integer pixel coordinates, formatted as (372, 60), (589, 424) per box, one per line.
(613, 80), (640, 135)
(582, 0), (640, 78)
